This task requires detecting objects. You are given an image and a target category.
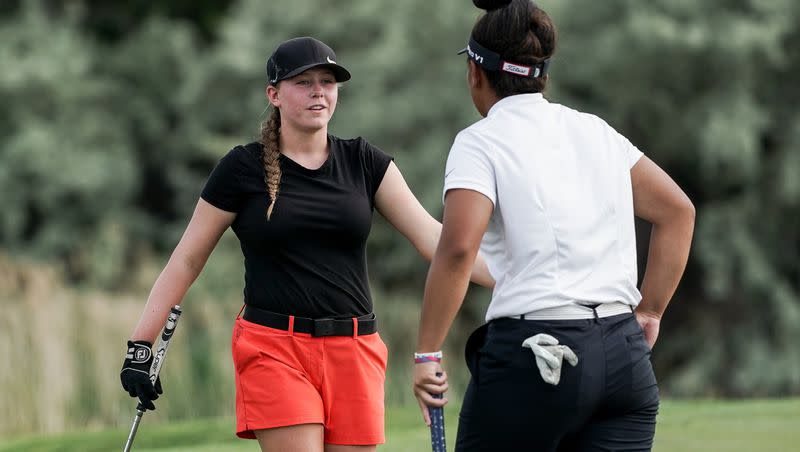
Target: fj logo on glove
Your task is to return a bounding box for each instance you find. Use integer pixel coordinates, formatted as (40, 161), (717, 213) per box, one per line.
(135, 348), (150, 362)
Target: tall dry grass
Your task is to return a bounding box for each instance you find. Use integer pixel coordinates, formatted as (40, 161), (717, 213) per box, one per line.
(0, 251), (479, 437)
(0, 254), (241, 436)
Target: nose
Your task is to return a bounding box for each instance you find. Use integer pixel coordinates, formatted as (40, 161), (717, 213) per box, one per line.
(310, 81), (324, 97)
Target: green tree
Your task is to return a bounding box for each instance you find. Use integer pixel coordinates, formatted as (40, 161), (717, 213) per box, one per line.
(1, 0), (798, 398)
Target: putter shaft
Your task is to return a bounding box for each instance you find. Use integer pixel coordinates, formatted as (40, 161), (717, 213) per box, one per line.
(123, 405), (145, 451)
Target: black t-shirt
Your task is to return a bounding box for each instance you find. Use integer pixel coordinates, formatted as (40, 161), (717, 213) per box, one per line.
(200, 135), (393, 318)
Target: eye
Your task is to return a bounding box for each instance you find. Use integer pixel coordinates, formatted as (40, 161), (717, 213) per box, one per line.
(296, 79), (310, 85)
(322, 78), (336, 85)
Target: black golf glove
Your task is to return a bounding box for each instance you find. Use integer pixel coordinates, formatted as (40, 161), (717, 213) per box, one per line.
(120, 340), (163, 410)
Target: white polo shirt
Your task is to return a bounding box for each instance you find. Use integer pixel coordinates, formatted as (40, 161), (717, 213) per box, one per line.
(444, 93), (643, 321)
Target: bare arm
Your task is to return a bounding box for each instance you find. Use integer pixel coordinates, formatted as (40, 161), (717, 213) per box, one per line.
(130, 199), (236, 342)
(375, 162), (494, 288)
(631, 156), (695, 347)
(413, 189), (493, 422)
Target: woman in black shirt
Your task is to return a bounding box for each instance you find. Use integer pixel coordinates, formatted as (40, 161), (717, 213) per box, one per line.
(120, 36), (492, 452)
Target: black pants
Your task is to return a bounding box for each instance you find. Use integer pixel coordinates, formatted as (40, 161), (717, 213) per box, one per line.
(455, 313), (659, 452)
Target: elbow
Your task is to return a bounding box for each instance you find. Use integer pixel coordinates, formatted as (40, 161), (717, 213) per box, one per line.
(436, 241), (477, 267)
(681, 197), (696, 226)
(653, 196), (695, 228)
(176, 249), (204, 278)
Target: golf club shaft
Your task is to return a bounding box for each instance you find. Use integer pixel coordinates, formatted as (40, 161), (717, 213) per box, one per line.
(123, 408), (144, 452)
(122, 305), (182, 452)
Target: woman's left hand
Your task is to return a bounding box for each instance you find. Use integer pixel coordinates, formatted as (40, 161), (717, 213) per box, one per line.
(635, 310), (661, 349)
(413, 361), (449, 426)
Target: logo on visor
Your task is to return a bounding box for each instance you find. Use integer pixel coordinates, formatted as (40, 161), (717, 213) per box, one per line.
(501, 62), (531, 76)
(466, 44), (484, 64)
(327, 56), (336, 64)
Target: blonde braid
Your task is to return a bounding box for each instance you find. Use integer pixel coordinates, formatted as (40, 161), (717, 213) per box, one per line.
(260, 107), (282, 219)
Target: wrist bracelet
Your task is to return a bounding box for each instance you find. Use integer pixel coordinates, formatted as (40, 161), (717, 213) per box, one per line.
(414, 351), (443, 364)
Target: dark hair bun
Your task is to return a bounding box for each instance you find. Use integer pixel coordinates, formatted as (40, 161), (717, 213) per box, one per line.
(473, 0), (513, 11)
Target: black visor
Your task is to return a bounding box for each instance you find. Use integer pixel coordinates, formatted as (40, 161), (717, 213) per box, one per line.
(458, 37), (550, 78)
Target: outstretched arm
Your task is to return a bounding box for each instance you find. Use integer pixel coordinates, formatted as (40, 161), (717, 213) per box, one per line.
(130, 199), (235, 342)
(375, 162), (494, 288)
(631, 156), (695, 348)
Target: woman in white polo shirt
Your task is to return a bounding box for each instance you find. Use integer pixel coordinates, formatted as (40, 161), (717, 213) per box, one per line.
(413, 0), (695, 450)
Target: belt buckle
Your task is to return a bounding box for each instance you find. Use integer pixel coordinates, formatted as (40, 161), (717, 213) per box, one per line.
(312, 318), (336, 337)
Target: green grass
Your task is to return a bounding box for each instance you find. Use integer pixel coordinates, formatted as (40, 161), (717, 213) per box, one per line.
(2, 399), (798, 451)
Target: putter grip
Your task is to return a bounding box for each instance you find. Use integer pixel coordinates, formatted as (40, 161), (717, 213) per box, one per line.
(149, 306), (182, 385)
(429, 372), (446, 452)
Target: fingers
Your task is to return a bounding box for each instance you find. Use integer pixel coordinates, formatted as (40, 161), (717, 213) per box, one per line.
(533, 346), (561, 368)
(135, 383), (158, 410)
(426, 370), (449, 393)
(417, 381), (450, 396)
(413, 377), (449, 405)
(413, 361), (449, 425)
(644, 331), (658, 349)
(562, 346), (579, 366)
(138, 396), (156, 411)
(142, 383), (160, 401)
(417, 399), (432, 426)
(155, 376), (163, 395)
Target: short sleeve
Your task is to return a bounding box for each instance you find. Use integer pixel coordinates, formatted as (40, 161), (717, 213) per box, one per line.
(443, 129), (496, 206)
(361, 140), (394, 199)
(200, 146), (252, 212)
(604, 122), (643, 168)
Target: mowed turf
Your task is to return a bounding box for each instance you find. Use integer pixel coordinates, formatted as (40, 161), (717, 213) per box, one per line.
(1, 399), (798, 451)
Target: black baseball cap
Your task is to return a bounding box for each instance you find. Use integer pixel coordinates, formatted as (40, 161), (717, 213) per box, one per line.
(266, 37), (351, 85)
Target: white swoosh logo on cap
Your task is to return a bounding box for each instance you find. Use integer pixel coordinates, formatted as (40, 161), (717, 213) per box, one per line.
(327, 56), (336, 64)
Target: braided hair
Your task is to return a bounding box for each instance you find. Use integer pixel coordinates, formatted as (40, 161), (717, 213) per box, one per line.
(259, 107), (281, 220)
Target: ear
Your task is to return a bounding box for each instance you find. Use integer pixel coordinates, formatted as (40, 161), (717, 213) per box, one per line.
(266, 84), (280, 108)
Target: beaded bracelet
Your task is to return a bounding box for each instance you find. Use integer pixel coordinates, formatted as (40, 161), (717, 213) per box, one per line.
(414, 351), (443, 364)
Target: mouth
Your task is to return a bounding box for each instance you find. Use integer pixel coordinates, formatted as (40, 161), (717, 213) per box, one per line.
(308, 104), (326, 111)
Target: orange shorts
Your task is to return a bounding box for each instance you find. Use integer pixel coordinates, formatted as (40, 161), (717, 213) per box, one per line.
(231, 316), (388, 445)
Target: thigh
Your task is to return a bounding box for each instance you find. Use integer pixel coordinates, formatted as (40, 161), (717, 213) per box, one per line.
(560, 318), (660, 451)
(255, 423), (324, 452)
(321, 332), (388, 446)
(560, 400), (658, 452)
(232, 319), (325, 438)
(325, 445), (376, 452)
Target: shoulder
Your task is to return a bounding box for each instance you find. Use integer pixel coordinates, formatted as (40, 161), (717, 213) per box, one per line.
(329, 135), (371, 152)
(549, 102), (615, 132)
(235, 141), (265, 163)
(453, 120), (495, 153)
(329, 135), (390, 159)
(212, 141), (264, 177)
(225, 141), (264, 165)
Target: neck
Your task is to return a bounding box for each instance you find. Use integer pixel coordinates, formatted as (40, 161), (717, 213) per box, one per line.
(478, 91), (501, 117)
(279, 124), (328, 156)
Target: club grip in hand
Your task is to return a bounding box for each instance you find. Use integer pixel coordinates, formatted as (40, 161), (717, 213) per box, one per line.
(429, 372), (446, 452)
(149, 306), (182, 385)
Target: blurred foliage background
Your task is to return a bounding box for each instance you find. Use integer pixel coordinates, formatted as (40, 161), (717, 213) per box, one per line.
(1, 0), (798, 437)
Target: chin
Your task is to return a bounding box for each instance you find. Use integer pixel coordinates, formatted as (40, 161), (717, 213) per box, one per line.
(301, 120), (330, 133)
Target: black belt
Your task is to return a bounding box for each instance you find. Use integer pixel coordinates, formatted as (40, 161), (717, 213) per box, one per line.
(242, 305), (377, 337)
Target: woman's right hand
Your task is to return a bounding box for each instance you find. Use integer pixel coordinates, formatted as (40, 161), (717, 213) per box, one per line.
(413, 361), (449, 426)
(120, 341), (163, 410)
